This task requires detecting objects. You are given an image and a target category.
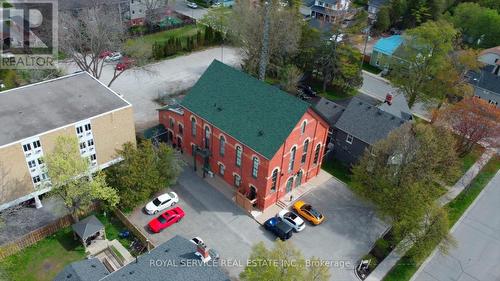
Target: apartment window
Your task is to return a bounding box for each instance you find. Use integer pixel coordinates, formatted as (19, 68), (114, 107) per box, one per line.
(76, 126), (83, 134)
(41, 173), (49, 180)
(252, 156), (259, 178)
(301, 140), (309, 164)
(90, 154), (96, 161)
(38, 158), (44, 165)
(178, 124), (183, 136)
(23, 143), (31, 152)
(219, 136), (225, 156)
(79, 142), (86, 149)
(301, 120), (307, 134)
(219, 163), (225, 176)
(288, 147), (296, 172)
(28, 160), (36, 168)
(346, 134), (353, 144)
(191, 117), (197, 137)
(313, 144), (321, 165)
(33, 140), (41, 149)
(88, 139), (94, 146)
(84, 124), (92, 131)
(234, 174), (241, 187)
(270, 169), (278, 192)
(235, 146), (242, 167)
(32, 176), (40, 184)
(169, 118), (175, 129)
(191, 144), (196, 156)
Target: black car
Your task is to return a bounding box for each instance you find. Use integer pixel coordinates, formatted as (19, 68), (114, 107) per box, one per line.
(297, 84), (317, 97)
(264, 217), (293, 240)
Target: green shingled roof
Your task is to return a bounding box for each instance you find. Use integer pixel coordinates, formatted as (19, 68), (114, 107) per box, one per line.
(180, 60), (310, 159)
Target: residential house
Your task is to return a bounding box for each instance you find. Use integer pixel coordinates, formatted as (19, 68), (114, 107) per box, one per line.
(310, 0), (350, 23)
(369, 35), (404, 70)
(367, 0), (389, 20)
(0, 72), (136, 211)
(58, 0), (130, 23)
(54, 235), (230, 281)
(468, 46), (500, 107)
(315, 94), (411, 167)
(158, 60), (329, 211)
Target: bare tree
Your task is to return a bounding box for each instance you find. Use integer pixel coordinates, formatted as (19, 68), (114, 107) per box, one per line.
(59, 4), (128, 87)
(143, 0), (171, 28)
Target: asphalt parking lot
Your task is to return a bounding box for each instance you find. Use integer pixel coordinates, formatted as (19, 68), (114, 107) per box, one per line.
(127, 168), (387, 281)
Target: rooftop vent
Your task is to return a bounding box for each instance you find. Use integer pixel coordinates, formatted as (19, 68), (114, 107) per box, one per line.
(91, 264), (96, 268)
(129, 270), (135, 275)
(358, 101), (363, 105)
(258, 130), (264, 136)
(216, 107), (223, 112)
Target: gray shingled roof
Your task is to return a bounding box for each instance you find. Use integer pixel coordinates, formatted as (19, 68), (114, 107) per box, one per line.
(335, 98), (408, 145)
(72, 215), (104, 241)
(468, 66), (500, 95)
(0, 72), (129, 147)
(53, 258), (109, 281)
(377, 93), (413, 121)
(313, 98), (345, 127)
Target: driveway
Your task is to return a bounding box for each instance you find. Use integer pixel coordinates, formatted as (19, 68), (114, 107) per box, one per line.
(127, 168), (387, 281)
(59, 47), (241, 131)
(411, 171), (500, 281)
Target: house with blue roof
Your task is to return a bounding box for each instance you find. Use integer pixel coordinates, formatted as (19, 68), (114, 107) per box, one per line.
(369, 35), (404, 70)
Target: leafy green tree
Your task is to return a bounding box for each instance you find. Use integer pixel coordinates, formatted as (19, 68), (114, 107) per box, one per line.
(389, 20), (457, 107)
(45, 136), (119, 221)
(279, 65), (302, 95)
(241, 240), (330, 281)
(293, 25), (322, 75)
(351, 123), (459, 255)
(106, 141), (183, 211)
(374, 5), (391, 32)
(449, 2), (500, 48)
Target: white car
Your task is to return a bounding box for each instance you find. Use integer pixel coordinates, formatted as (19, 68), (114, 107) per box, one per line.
(104, 52), (122, 62)
(278, 209), (306, 232)
(144, 192), (179, 215)
(190, 237), (204, 245)
(211, 2), (221, 7)
(187, 2), (198, 8)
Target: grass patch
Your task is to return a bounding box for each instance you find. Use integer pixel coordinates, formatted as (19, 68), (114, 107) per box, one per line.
(124, 24), (202, 61)
(362, 63), (382, 75)
(308, 79), (357, 100)
(322, 158), (352, 185)
(383, 155), (500, 281)
(94, 212), (134, 253)
(0, 227), (85, 281)
(445, 145), (485, 186)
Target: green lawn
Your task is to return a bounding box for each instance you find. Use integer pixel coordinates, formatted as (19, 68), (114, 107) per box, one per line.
(0, 227), (85, 281)
(383, 156), (500, 281)
(124, 24), (202, 61)
(308, 79), (358, 100)
(322, 159), (352, 185)
(446, 145), (485, 186)
(94, 212), (135, 254)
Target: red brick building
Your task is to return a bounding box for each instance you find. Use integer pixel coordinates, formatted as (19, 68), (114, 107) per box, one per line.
(158, 61), (329, 211)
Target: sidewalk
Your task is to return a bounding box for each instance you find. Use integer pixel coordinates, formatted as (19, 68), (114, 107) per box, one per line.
(365, 148), (497, 281)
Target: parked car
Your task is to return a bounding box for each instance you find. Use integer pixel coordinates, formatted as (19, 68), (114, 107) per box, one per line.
(104, 52), (122, 62)
(278, 209), (306, 232)
(297, 84), (317, 97)
(148, 206), (185, 233)
(298, 93), (312, 101)
(187, 2), (198, 8)
(264, 217), (293, 240)
(293, 200), (325, 225)
(99, 50), (113, 59)
(116, 57), (134, 71)
(190, 237), (205, 245)
(211, 2), (222, 7)
(144, 192), (179, 215)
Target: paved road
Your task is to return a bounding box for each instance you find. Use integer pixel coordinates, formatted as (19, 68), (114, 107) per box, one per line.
(359, 71), (431, 120)
(173, 0), (208, 20)
(411, 171), (500, 281)
(60, 47), (241, 131)
(128, 167), (387, 281)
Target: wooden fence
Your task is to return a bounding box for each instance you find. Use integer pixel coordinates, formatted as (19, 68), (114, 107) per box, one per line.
(0, 204), (99, 260)
(113, 209), (155, 251)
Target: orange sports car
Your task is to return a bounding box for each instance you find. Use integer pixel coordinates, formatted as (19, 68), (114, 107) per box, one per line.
(293, 200), (325, 225)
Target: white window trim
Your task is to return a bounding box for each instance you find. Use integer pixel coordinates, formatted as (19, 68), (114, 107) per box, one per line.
(346, 134), (353, 144)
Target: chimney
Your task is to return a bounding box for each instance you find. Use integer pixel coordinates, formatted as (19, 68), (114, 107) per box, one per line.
(196, 242), (211, 262)
(385, 93), (393, 105)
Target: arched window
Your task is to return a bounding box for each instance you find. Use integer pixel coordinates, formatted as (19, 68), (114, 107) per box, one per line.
(191, 117), (196, 137)
(252, 156), (259, 178)
(301, 120), (307, 134)
(301, 139), (309, 164)
(204, 126), (210, 149)
(288, 146), (296, 172)
(295, 170), (303, 187)
(169, 118), (175, 129)
(270, 169), (278, 192)
(235, 146), (242, 167)
(219, 136), (225, 156)
(313, 144), (321, 165)
(286, 177), (294, 193)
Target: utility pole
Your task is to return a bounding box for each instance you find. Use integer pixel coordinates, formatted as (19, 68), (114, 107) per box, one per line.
(258, 0), (271, 81)
(360, 23), (372, 70)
